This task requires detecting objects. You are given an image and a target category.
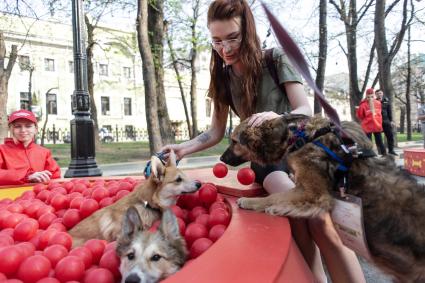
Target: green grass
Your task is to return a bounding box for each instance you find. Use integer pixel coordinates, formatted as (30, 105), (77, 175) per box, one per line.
(45, 139), (230, 167)
(46, 132), (424, 167)
(396, 132), (423, 142)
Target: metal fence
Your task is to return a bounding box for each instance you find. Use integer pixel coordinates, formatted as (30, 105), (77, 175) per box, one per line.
(37, 124), (196, 144)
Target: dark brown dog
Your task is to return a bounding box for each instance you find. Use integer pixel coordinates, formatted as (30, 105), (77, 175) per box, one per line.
(221, 114), (425, 283)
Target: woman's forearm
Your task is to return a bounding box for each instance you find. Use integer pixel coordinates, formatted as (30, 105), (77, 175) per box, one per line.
(177, 128), (224, 157)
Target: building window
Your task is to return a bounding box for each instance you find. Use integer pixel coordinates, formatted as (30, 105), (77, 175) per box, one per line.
(19, 55), (30, 71)
(69, 61), (74, 73)
(125, 125), (135, 139)
(124, 98), (132, 116)
(123, 67), (132, 79)
(99, 64), (108, 76)
(206, 98), (212, 118)
(47, 93), (57, 115)
(20, 92), (30, 110)
(101, 96), (110, 115)
(44, 58), (55, 71)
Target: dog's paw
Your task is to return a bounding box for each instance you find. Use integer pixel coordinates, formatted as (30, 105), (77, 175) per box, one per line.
(237, 197), (266, 212)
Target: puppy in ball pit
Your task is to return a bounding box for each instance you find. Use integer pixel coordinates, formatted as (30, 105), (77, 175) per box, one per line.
(69, 151), (201, 247)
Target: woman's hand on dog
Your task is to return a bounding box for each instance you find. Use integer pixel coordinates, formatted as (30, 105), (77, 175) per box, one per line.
(248, 111), (281, 127)
(161, 144), (185, 161)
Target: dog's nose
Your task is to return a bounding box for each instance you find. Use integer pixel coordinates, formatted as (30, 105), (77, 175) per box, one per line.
(125, 273), (141, 283)
(195, 181), (202, 189)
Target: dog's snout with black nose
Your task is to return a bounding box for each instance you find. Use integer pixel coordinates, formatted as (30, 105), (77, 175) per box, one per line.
(195, 181), (202, 189)
(125, 273), (141, 283)
(220, 148), (247, 167)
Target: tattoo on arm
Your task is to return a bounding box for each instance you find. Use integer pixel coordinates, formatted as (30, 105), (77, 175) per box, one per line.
(197, 132), (211, 144)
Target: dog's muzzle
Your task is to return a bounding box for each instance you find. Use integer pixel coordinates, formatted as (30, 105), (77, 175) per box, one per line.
(220, 148), (247, 167)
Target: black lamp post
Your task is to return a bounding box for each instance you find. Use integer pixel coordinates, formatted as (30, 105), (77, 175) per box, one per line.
(65, 0), (102, 177)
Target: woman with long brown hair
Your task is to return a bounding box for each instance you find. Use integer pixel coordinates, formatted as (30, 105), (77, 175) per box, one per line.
(162, 1), (365, 282)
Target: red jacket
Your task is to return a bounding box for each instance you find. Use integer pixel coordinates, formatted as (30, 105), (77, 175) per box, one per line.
(0, 138), (61, 185)
(356, 99), (383, 133)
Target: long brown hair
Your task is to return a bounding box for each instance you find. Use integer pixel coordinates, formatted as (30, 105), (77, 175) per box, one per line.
(207, 0), (262, 119)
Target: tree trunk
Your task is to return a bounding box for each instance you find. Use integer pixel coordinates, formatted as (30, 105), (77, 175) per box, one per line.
(0, 32), (17, 140)
(164, 21), (192, 138)
(85, 15), (101, 149)
(190, 1), (201, 137)
(137, 0), (162, 153)
(399, 106), (405, 134)
(345, 1), (362, 120)
(406, 25), (412, 141)
(375, 0), (410, 137)
(314, 0), (327, 115)
(148, 0), (175, 145)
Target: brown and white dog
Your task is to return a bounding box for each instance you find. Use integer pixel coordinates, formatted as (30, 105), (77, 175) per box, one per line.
(116, 207), (187, 283)
(221, 114), (425, 283)
(69, 151), (201, 247)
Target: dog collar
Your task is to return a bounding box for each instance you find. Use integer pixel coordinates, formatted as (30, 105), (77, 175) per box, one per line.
(143, 151), (180, 178)
(143, 200), (161, 212)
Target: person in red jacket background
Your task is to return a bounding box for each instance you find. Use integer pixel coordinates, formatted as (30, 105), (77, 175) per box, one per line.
(356, 88), (387, 155)
(0, 109), (61, 185)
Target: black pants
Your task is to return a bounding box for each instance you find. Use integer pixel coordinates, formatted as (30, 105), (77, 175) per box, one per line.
(382, 121), (395, 152)
(367, 132), (386, 155)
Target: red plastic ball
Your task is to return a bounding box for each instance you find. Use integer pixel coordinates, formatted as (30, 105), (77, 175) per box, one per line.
(209, 224), (227, 242)
(208, 209), (230, 228)
(99, 250), (121, 279)
(55, 256), (85, 282)
(184, 223), (208, 247)
(79, 199), (99, 218)
(84, 239), (106, 264)
(212, 163), (228, 178)
(83, 267), (115, 283)
(198, 184), (218, 206)
(69, 246), (93, 269)
(0, 246), (25, 275)
(17, 255), (52, 283)
(189, 238), (213, 259)
(43, 244), (69, 268)
(13, 218), (39, 241)
(237, 168), (256, 185)
(62, 209), (81, 229)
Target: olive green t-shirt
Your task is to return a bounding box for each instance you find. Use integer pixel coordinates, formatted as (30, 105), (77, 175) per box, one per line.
(228, 48), (303, 120)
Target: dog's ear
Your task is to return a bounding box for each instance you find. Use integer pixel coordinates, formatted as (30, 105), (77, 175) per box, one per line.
(166, 150), (177, 167)
(150, 155), (165, 182)
(158, 209), (181, 241)
(122, 206), (143, 238)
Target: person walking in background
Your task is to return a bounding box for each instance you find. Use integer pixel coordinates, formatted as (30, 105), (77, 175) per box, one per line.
(0, 109), (61, 185)
(356, 88), (387, 155)
(417, 100), (425, 148)
(375, 89), (397, 155)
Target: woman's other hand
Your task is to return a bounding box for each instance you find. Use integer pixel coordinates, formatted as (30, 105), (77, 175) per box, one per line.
(247, 111), (281, 127)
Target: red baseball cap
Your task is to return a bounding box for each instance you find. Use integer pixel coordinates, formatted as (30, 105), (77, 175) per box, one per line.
(366, 88), (374, 95)
(8, 109), (37, 124)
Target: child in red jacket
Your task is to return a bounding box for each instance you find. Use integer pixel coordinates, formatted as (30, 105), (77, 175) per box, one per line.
(0, 109), (61, 185)
(356, 88), (387, 155)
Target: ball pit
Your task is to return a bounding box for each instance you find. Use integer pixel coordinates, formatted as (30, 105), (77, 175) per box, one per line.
(0, 169), (313, 283)
(0, 176), (231, 282)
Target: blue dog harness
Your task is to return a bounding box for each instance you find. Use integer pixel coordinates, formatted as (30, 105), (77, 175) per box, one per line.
(143, 151), (180, 178)
(288, 123), (375, 195)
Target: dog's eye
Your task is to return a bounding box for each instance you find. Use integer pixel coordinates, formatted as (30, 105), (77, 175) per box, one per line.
(127, 252), (135, 260)
(150, 254), (162, 261)
(175, 176), (182, 183)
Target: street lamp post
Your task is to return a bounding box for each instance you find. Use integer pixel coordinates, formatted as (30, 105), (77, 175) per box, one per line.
(65, 0), (102, 177)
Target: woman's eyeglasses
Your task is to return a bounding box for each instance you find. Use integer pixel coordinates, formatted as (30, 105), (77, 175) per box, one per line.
(211, 38), (242, 51)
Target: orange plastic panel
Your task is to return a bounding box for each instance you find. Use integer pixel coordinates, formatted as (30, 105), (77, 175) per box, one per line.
(404, 148), (425, 176)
